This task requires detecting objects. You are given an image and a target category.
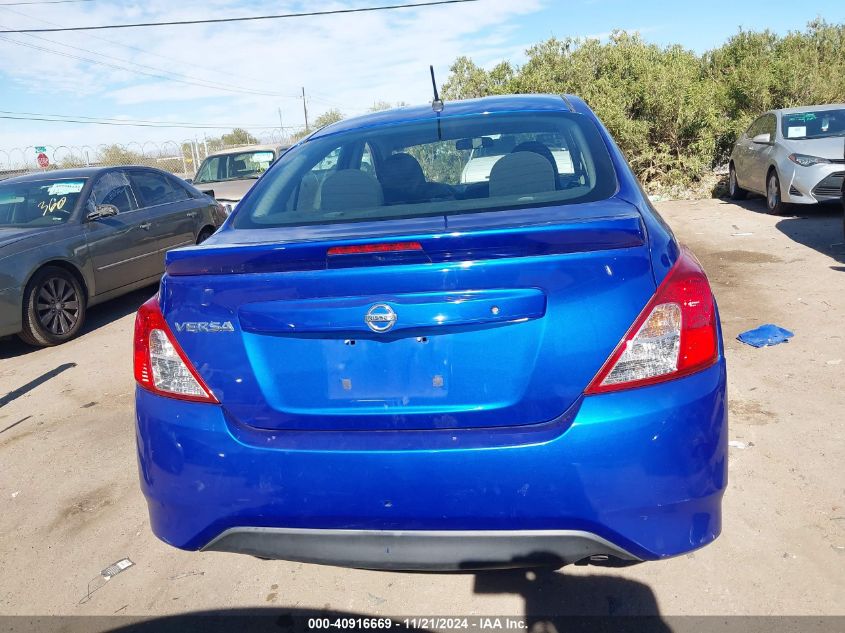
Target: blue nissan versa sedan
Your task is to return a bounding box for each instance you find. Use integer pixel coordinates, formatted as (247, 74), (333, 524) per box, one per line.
(134, 95), (728, 570)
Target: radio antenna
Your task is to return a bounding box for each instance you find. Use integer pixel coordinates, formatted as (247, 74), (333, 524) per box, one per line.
(430, 65), (444, 113)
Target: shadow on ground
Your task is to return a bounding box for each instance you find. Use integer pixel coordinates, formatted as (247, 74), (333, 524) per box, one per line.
(9, 571), (671, 632)
(0, 362), (76, 415)
(473, 568), (664, 620)
(0, 284), (157, 360)
(720, 196), (844, 267)
(774, 203), (845, 266)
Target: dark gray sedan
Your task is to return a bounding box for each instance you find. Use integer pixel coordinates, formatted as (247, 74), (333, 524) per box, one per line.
(0, 166), (227, 346)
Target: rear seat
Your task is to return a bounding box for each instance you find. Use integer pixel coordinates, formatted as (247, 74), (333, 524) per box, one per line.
(319, 169), (384, 211)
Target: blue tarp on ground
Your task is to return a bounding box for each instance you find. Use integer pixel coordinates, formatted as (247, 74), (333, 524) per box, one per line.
(737, 324), (794, 348)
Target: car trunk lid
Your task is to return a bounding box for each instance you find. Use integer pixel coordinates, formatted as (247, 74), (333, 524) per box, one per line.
(161, 199), (656, 431)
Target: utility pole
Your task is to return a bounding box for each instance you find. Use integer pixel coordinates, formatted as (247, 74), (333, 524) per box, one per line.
(301, 87), (309, 133)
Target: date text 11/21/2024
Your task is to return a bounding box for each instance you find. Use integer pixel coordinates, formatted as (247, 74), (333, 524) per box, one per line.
(307, 618), (527, 630)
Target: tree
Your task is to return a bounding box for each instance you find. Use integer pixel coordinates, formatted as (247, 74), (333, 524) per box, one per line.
(369, 101), (394, 112)
(439, 22), (845, 193)
(220, 128), (259, 146)
(368, 101), (409, 112)
(288, 109), (345, 142)
(58, 155), (86, 169)
(442, 57), (513, 100)
(313, 109), (344, 128)
(98, 144), (145, 167)
(290, 128), (311, 142)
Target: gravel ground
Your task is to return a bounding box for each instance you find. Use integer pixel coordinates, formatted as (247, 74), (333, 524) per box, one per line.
(0, 197), (843, 620)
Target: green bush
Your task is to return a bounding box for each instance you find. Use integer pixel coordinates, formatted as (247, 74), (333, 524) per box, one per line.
(442, 20), (845, 194)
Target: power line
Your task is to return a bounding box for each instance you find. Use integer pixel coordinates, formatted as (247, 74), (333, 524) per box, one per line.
(309, 93), (355, 109)
(0, 0), (480, 33)
(0, 19), (301, 97)
(0, 114), (239, 128)
(0, 0), (95, 5)
(0, 33), (299, 97)
(0, 3), (276, 87)
(0, 109), (283, 128)
(0, 112), (290, 129)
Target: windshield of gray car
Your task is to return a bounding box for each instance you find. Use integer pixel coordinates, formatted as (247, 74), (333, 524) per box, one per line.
(0, 178), (87, 227)
(781, 109), (845, 139)
(232, 112), (617, 229)
(194, 150), (276, 184)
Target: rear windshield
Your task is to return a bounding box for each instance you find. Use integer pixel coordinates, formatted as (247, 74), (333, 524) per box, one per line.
(232, 112), (617, 229)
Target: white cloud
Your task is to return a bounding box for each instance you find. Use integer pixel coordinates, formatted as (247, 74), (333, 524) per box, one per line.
(0, 0), (545, 149)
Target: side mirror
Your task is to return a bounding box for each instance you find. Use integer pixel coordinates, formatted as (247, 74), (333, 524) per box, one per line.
(184, 178), (193, 184)
(752, 133), (772, 144)
(87, 203), (119, 221)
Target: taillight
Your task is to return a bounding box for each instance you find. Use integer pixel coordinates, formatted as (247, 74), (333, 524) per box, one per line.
(133, 295), (218, 403)
(585, 248), (718, 394)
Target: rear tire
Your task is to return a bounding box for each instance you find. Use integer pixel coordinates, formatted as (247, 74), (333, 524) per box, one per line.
(766, 170), (788, 215)
(197, 226), (215, 244)
(19, 266), (86, 347)
(728, 163), (747, 200)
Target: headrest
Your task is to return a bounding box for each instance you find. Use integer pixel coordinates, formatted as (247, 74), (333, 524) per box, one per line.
(488, 151), (556, 198)
(319, 169), (384, 211)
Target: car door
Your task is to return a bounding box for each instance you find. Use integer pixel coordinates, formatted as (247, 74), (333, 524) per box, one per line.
(84, 170), (162, 295)
(734, 116), (764, 191)
(128, 169), (199, 270)
(747, 113), (777, 193)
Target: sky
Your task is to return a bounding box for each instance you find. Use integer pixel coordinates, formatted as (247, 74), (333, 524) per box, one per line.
(1, 0), (843, 158)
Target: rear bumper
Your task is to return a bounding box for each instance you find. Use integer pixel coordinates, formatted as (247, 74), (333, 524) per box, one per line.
(135, 359), (727, 568)
(203, 527), (639, 570)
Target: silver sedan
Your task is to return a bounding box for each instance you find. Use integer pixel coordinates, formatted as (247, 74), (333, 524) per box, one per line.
(0, 166), (227, 346)
(729, 104), (845, 214)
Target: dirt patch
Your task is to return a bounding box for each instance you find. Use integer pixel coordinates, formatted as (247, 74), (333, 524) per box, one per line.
(729, 399), (776, 426)
(50, 483), (117, 534)
(710, 250), (785, 265)
(0, 429), (34, 450)
(692, 249), (778, 330)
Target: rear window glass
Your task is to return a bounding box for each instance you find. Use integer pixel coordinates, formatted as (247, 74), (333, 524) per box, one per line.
(232, 112), (617, 229)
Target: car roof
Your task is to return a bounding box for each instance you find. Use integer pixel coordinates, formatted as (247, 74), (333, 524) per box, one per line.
(0, 166), (113, 184)
(309, 94), (576, 140)
(206, 144), (286, 157)
(0, 165), (183, 185)
(772, 103), (845, 115)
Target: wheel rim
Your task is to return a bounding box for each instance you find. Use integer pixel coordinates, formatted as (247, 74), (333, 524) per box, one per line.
(729, 169), (736, 195)
(36, 277), (80, 336)
(767, 175), (779, 209)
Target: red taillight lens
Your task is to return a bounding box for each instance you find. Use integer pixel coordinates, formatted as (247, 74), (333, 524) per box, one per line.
(133, 295), (218, 403)
(327, 241), (423, 256)
(585, 248), (718, 394)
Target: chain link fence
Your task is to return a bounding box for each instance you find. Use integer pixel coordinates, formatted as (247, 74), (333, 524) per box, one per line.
(0, 127), (299, 181)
